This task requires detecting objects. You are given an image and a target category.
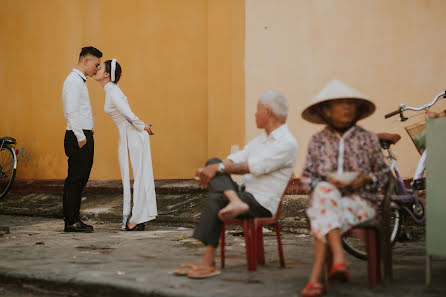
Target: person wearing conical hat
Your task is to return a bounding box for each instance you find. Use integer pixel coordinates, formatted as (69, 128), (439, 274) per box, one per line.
(300, 80), (390, 297)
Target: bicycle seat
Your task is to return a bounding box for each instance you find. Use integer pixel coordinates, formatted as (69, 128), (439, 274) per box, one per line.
(377, 133), (401, 149)
(0, 137), (16, 145)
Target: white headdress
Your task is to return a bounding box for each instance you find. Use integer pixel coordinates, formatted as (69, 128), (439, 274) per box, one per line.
(111, 58), (117, 83)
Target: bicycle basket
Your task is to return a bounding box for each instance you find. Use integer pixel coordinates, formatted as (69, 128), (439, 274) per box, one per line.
(404, 109), (446, 154)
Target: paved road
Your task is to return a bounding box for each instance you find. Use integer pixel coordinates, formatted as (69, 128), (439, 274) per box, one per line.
(0, 215), (444, 297)
(0, 283), (69, 297)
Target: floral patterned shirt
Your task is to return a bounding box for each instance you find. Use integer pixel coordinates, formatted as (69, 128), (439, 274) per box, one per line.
(301, 126), (390, 196)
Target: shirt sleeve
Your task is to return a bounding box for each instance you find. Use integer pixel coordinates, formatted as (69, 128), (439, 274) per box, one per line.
(247, 139), (297, 176)
(110, 94), (145, 132)
(62, 80), (86, 142)
(227, 142), (251, 163)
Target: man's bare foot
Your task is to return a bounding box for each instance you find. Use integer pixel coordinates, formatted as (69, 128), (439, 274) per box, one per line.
(218, 200), (249, 220)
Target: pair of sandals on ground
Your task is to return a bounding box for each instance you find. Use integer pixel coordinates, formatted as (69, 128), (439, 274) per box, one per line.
(302, 262), (350, 297)
(172, 260), (349, 294)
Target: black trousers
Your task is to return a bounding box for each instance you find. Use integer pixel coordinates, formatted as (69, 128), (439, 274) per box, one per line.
(193, 158), (272, 248)
(63, 130), (94, 225)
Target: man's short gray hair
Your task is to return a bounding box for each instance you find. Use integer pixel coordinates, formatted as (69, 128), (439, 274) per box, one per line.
(259, 90), (289, 122)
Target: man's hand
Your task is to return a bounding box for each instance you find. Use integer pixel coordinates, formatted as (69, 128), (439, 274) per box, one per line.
(195, 164), (219, 189)
(144, 123), (154, 135)
(78, 139), (87, 148)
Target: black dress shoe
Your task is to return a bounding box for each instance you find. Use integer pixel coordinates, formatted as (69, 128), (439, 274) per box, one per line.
(77, 220), (94, 231)
(64, 221), (94, 233)
(125, 223), (145, 231)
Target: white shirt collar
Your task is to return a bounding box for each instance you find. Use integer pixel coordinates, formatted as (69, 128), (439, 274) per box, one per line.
(72, 68), (87, 82)
(267, 123), (288, 140)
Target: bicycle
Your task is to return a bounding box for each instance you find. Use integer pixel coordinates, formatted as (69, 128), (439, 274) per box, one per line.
(342, 90), (446, 260)
(0, 136), (17, 200)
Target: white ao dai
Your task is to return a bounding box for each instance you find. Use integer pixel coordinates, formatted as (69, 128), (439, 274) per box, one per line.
(104, 82), (157, 225)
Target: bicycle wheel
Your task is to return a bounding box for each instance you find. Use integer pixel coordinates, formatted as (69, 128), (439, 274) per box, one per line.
(0, 145), (17, 200)
(412, 197), (425, 221)
(342, 174), (402, 260)
(341, 207), (401, 260)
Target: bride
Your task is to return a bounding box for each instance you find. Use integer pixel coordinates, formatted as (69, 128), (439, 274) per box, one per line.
(94, 58), (157, 231)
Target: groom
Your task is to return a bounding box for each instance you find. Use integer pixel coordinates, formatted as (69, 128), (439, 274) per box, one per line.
(62, 46), (102, 232)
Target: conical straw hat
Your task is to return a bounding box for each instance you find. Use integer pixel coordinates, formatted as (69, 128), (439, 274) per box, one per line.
(301, 80), (375, 124)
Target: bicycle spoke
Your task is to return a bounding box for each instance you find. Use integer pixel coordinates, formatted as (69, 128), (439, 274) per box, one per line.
(1, 159), (12, 171)
(0, 150), (13, 178)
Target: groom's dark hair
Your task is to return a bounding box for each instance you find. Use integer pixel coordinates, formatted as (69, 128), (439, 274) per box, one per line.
(105, 60), (122, 83)
(79, 46), (103, 61)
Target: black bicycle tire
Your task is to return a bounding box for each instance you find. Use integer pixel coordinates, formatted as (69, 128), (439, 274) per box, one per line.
(342, 237), (367, 260)
(411, 197), (425, 221)
(342, 208), (401, 260)
(385, 173), (404, 246)
(0, 145), (17, 200)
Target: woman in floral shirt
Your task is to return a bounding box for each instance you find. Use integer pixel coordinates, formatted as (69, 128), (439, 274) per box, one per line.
(300, 80), (389, 297)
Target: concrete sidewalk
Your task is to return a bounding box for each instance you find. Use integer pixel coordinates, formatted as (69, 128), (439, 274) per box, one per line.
(0, 192), (311, 233)
(0, 215), (445, 297)
(8, 179), (207, 195)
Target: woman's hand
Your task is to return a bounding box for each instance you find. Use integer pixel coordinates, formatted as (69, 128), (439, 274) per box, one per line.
(144, 123), (154, 135)
(349, 173), (371, 190)
(328, 172), (371, 191)
(327, 178), (349, 191)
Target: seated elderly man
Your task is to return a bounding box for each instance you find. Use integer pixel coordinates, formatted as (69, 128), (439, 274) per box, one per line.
(176, 90), (297, 279)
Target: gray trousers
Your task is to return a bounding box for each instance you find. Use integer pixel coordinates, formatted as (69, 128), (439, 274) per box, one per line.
(193, 158), (272, 248)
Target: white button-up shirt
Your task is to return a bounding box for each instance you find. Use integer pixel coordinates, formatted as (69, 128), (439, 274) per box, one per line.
(62, 69), (94, 142)
(228, 124), (298, 214)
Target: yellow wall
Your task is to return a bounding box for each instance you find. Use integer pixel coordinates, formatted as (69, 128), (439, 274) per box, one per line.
(208, 1), (245, 159)
(6, 0), (443, 181)
(0, 0), (245, 180)
(245, 0), (446, 179)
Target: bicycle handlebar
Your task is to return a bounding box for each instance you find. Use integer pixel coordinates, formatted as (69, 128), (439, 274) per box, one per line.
(384, 91), (446, 119)
(384, 109), (401, 119)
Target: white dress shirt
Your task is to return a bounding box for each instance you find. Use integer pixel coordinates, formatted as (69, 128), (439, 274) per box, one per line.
(228, 124), (298, 215)
(62, 69), (94, 142)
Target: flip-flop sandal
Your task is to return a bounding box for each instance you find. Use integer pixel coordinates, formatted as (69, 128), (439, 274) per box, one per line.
(301, 283), (327, 297)
(187, 265), (221, 279)
(173, 263), (197, 276)
(328, 262), (350, 284)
